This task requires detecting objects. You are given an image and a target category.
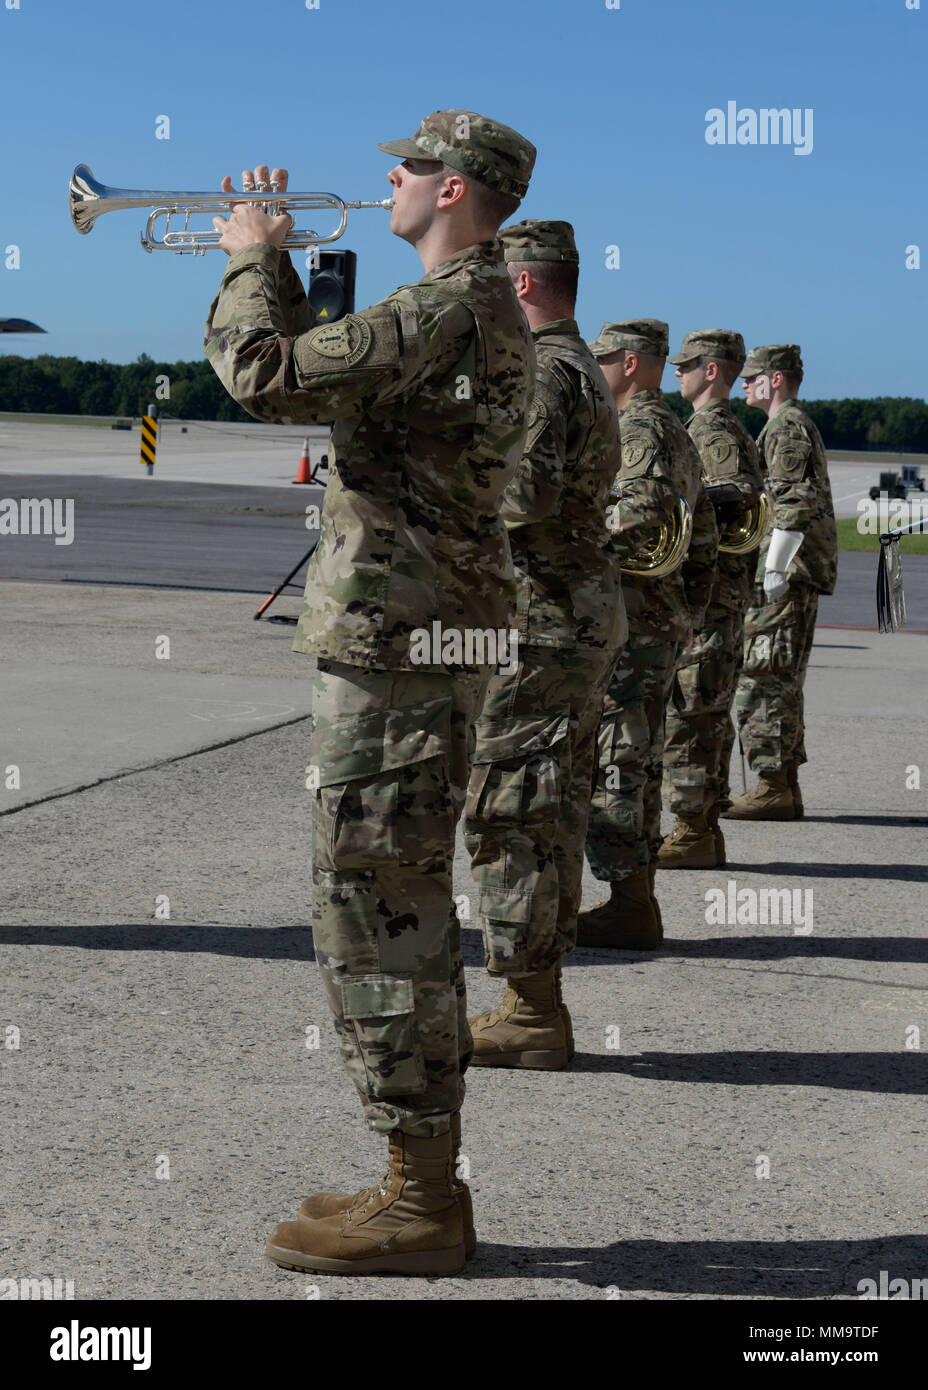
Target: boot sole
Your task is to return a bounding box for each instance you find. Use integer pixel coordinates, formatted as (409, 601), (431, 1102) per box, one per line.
(721, 807), (795, 821)
(266, 1240), (466, 1275)
(469, 1047), (569, 1069)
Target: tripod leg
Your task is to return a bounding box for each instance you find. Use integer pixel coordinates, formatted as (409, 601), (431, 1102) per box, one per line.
(254, 540), (319, 620)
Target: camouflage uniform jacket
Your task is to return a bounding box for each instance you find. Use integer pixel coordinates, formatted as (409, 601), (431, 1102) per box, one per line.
(753, 399), (837, 596)
(205, 239), (535, 669)
(610, 388), (719, 641)
(688, 397), (765, 616)
(500, 318), (625, 652)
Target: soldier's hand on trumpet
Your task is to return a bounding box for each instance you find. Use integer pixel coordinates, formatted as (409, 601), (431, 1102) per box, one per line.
(212, 165), (294, 256)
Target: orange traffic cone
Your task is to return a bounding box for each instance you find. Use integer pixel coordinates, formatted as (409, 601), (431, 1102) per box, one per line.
(293, 437), (311, 484)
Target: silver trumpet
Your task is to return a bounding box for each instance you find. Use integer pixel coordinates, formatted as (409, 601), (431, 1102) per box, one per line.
(69, 164), (393, 255)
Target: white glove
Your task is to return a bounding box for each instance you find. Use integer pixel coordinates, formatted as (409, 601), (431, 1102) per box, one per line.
(763, 569), (789, 601)
(762, 528), (804, 601)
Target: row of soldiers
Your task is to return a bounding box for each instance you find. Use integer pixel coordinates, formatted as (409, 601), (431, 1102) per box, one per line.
(203, 109), (837, 1278)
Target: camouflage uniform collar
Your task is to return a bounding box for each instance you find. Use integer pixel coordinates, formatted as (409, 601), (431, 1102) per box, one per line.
(769, 397), (801, 421)
(621, 387), (664, 413)
(422, 239), (503, 282)
(692, 397), (733, 416)
(532, 317), (580, 339)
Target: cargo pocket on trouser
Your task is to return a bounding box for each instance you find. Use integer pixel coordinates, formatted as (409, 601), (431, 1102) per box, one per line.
(743, 597), (798, 677)
(310, 695), (455, 875)
(463, 710), (569, 975)
(591, 702), (650, 815)
(341, 974), (427, 1097)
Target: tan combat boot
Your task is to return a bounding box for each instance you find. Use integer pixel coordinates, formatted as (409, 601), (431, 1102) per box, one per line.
(657, 815), (718, 869)
(706, 804), (726, 865)
(721, 769), (795, 821)
(576, 868), (662, 950)
(298, 1113), (477, 1259)
(268, 1129), (465, 1275)
(468, 963), (571, 1069)
(786, 764), (804, 818)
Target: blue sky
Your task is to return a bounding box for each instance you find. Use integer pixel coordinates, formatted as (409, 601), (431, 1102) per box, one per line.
(2, 0), (926, 398)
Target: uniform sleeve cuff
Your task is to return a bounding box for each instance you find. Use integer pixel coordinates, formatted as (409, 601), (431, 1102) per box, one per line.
(225, 242), (283, 276)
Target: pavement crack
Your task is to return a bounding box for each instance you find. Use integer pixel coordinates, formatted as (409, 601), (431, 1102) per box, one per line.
(0, 712), (313, 818)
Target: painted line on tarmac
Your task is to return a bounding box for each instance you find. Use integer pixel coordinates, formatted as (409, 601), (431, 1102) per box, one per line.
(0, 711), (313, 819)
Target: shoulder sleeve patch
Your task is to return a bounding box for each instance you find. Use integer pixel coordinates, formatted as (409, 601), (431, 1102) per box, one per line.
(305, 314), (372, 364)
(701, 433), (738, 480)
(769, 428), (812, 480)
(524, 374), (563, 452)
(295, 302), (400, 383)
(619, 428), (659, 478)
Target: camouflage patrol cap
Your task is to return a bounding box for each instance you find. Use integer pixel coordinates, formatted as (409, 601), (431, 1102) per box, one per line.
(588, 318), (669, 360)
(377, 110), (536, 198)
(743, 344), (803, 377)
(669, 329), (746, 366)
(500, 219), (578, 264)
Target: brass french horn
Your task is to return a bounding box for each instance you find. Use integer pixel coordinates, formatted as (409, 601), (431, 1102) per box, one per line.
(615, 494), (694, 579)
(715, 489), (770, 555)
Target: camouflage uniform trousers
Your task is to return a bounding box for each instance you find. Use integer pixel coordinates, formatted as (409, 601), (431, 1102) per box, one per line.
(586, 636), (680, 881)
(662, 609), (746, 819)
(308, 659), (488, 1139)
(734, 582), (820, 772)
(462, 643), (617, 975)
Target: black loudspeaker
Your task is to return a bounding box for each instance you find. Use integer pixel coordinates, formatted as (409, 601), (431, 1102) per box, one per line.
(307, 250), (357, 323)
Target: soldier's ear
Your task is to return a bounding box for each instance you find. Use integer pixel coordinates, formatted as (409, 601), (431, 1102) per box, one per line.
(508, 267), (534, 300)
(437, 171), (467, 211)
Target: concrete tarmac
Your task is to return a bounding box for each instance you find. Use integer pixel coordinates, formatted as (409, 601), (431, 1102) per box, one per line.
(0, 416), (919, 513)
(2, 582), (927, 1301)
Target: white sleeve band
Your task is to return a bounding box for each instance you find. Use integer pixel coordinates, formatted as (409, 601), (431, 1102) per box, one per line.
(766, 527), (804, 574)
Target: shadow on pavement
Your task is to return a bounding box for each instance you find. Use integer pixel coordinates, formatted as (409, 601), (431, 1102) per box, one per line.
(719, 861), (928, 882)
(4, 925), (926, 972)
(662, 935), (928, 963)
(568, 1051), (928, 1092)
(0, 924), (316, 960)
(464, 1234), (928, 1297)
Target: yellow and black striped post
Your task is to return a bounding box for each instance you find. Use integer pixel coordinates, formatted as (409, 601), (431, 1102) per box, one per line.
(140, 404), (158, 475)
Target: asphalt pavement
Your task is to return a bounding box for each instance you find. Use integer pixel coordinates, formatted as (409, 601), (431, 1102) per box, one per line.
(3, 471), (927, 630)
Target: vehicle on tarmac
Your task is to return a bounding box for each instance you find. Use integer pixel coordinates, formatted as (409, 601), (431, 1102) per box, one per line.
(869, 465), (925, 501)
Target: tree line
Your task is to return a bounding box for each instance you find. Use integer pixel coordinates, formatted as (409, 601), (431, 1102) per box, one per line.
(2, 353), (928, 452)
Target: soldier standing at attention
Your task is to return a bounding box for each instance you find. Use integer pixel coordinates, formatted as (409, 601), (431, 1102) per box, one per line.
(577, 320), (718, 950)
(723, 345), (837, 821)
(204, 110), (536, 1275)
(659, 330), (766, 868)
(462, 220), (626, 1070)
